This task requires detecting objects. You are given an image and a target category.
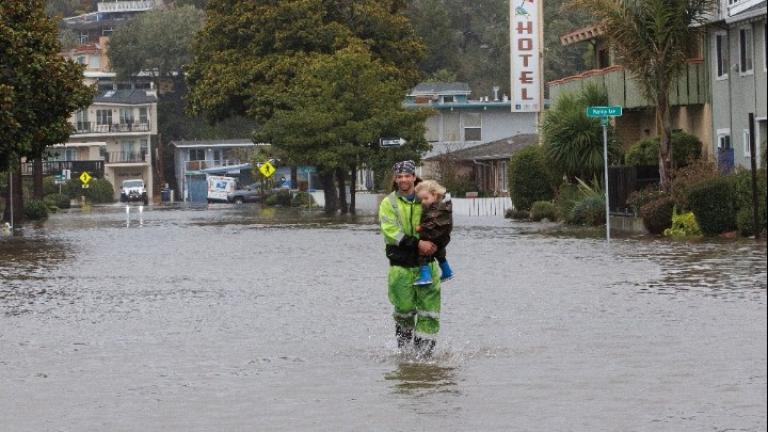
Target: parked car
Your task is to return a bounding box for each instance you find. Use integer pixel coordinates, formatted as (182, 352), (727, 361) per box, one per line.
(120, 179), (148, 205)
(227, 183), (264, 204)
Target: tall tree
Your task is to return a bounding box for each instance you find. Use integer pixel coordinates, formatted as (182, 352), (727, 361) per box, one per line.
(2, 0), (95, 222)
(108, 5), (206, 82)
(569, 0), (712, 188)
(257, 45), (431, 213)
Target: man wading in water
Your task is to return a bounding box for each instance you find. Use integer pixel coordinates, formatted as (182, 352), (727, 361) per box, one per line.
(378, 160), (441, 357)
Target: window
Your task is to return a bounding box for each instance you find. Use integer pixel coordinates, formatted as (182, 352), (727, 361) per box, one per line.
(442, 112), (460, 142)
(79, 32), (88, 44)
(463, 112), (482, 142)
(96, 109), (112, 125)
(718, 131), (732, 150)
(75, 109), (88, 131)
(139, 107), (148, 124)
(597, 48), (610, 68)
(715, 33), (729, 78)
(739, 27), (753, 74)
(744, 129), (751, 157)
(500, 161), (508, 192)
(89, 56), (100, 69)
(442, 95), (455, 103)
(189, 149), (206, 161)
(140, 139), (149, 160)
(119, 108), (134, 125)
(76, 55), (87, 65)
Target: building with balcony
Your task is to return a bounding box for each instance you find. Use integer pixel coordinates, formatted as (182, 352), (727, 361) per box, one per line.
(405, 82), (538, 180)
(707, 0), (766, 170)
(172, 139), (261, 202)
(62, 1), (163, 47)
(60, 88), (159, 202)
(549, 25), (713, 156)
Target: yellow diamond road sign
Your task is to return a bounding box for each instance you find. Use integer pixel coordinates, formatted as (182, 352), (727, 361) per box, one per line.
(259, 161), (276, 178)
(79, 171), (92, 185)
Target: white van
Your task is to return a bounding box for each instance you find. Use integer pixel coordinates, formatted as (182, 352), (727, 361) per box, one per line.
(207, 175), (237, 202)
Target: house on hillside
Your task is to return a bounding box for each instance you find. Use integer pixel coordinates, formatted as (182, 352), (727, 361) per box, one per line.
(404, 82), (538, 180)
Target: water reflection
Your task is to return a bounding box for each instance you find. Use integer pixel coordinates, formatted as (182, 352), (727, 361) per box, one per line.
(385, 360), (459, 396)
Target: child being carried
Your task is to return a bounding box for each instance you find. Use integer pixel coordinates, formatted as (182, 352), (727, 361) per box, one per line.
(413, 180), (455, 286)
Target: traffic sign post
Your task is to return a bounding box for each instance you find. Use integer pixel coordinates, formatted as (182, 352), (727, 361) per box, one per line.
(586, 106), (623, 242)
(79, 171), (92, 189)
(259, 161), (276, 178)
(379, 137), (407, 147)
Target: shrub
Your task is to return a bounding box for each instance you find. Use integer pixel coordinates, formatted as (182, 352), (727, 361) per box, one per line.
(291, 191), (315, 207)
(736, 206), (763, 236)
(508, 145), (555, 211)
(85, 178), (115, 204)
(639, 196), (674, 234)
(568, 195), (605, 226)
(731, 169), (767, 226)
(625, 137), (658, 166)
(505, 208), (530, 220)
(687, 177), (737, 235)
(265, 190), (291, 207)
(24, 199), (49, 221)
(44, 193), (71, 209)
(663, 211), (702, 238)
(627, 186), (667, 215)
(530, 201), (557, 222)
(670, 159), (719, 210)
(625, 131), (702, 167)
(43, 176), (59, 196)
(554, 183), (580, 221)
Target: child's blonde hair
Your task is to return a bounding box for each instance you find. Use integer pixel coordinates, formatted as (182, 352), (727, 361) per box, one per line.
(415, 179), (447, 198)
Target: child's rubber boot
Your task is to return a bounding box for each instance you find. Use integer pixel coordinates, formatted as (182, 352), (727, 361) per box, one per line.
(413, 264), (433, 286)
(439, 261), (454, 281)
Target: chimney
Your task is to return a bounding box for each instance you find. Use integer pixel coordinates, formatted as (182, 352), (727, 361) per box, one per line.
(493, 86), (500, 102)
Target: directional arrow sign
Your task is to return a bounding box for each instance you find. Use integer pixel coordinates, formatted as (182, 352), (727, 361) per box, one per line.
(587, 106), (623, 118)
(79, 171), (92, 186)
(379, 137), (407, 147)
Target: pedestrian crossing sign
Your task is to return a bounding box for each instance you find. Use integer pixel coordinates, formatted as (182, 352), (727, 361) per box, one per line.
(259, 161), (276, 178)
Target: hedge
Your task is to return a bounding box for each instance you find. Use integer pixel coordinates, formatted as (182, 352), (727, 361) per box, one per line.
(530, 201), (557, 222)
(568, 195), (605, 226)
(508, 145), (555, 211)
(625, 131), (702, 167)
(640, 196), (674, 235)
(687, 177), (737, 235)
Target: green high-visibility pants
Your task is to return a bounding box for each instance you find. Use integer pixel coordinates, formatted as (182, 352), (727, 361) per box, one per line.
(388, 262), (441, 339)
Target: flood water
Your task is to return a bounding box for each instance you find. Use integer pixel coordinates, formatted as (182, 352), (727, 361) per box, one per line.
(1, 205), (766, 431)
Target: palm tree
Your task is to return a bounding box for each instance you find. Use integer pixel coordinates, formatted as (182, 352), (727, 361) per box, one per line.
(569, 0), (712, 189)
(542, 83), (621, 181)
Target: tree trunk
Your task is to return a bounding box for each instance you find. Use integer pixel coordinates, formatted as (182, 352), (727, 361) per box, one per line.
(33, 157), (44, 199)
(3, 161), (24, 225)
(290, 166), (298, 189)
(656, 91), (673, 191)
(349, 163), (357, 214)
(336, 168), (348, 214)
(320, 171), (338, 213)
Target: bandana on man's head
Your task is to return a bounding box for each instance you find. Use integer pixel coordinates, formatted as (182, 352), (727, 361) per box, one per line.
(392, 160), (416, 174)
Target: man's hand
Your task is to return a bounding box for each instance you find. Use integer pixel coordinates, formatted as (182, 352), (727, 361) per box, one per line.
(418, 240), (437, 256)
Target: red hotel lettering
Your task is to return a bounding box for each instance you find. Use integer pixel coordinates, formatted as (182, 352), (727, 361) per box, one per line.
(520, 54), (533, 67)
(518, 38), (533, 51)
(516, 21), (533, 35)
(521, 88), (534, 100)
(519, 71), (534, 84)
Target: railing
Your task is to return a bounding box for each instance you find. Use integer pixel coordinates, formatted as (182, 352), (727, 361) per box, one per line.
(20, 160), (104, 179)
(185, 159), (242, 171)
(107, 151), (147, 164)
(549, 61), (707, 109)
(72, 122), (151, 134)
(97, 0), (159, 13)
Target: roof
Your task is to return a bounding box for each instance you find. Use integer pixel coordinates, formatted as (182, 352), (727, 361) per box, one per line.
(560, 24), (606, 46)
(424, 134), (539, 161)
(93, 89), (157, 105)
(171, 139), (262, 149)
(725, 1), (766, 23)
(409, 82), (471, 96)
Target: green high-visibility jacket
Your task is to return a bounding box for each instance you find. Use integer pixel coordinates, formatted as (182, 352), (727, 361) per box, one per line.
(379, 191), (423, 267)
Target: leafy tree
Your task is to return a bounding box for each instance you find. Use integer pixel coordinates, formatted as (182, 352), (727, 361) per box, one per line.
(2, 0), (95, 223)
(187, 0), (425, 124)
(108, 5), (205, 81)
(569, 0), (712, 189)
(542, 83), (621, 181)
(508, 145), (557, 211)
(257, 44), (431, 213)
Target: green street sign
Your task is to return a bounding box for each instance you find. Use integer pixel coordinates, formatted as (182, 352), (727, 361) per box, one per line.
(587, 106), (623, 117)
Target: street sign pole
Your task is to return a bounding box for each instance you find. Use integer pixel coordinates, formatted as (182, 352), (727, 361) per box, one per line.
(602, 119), (610, 242)
(8, 166), (13, 231)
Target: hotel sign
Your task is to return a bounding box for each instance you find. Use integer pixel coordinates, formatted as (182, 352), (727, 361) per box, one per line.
(510, 0), (543, 112)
